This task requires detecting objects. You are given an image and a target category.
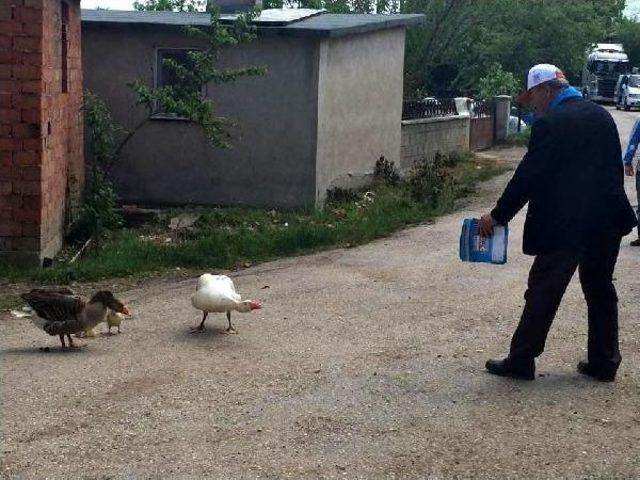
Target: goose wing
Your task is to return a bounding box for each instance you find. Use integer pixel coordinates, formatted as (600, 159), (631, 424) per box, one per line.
(21, 289), (85, 323)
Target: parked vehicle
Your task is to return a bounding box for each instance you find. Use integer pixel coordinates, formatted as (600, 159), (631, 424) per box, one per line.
(581, 43), (631, 102)
(614, 73), (640, 111)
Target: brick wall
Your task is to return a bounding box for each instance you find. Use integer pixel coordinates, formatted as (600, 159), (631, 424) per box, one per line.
(0, 0), (83, 265)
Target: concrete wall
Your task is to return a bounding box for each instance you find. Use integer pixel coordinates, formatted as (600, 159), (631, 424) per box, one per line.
(315, 28), (404, 202)
(1, 0), (84, 266)
(400, 115), (470, 170)
(82, 25), (319, 208)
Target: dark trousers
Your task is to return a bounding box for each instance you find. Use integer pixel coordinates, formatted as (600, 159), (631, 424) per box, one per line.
(509, 233), (623, 372)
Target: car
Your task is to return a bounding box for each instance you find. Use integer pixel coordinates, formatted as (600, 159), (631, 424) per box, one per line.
(614, 73), (640, 111)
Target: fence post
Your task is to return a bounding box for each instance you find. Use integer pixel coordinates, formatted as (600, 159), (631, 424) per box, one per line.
(493, 95), (511, 143)
(454, 97), (472, 116)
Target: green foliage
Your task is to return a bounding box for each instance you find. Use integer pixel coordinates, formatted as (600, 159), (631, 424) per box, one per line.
(402, 0), (627, 96)
(128, 10), (265, 148)
(616, 18), (640, 67)
(79, 92), (122, 239)
(407, 151), (457, 209)
(506, 128), (531, 147)
(0, 153), (508, 283)
(478, 63), (520, 99)
(374, 155), (400, 185)
(133, 0), (205, 11)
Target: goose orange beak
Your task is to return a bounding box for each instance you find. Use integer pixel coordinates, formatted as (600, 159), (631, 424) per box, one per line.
(122, 306), (131, 316)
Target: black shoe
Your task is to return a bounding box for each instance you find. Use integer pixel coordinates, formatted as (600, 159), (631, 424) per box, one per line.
(630, 238), (640, 247)
(485, 358), (535, 380)
(577, 361), (616, 382)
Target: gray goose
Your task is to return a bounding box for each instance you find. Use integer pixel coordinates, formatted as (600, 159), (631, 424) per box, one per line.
(21, 289), (130, 349)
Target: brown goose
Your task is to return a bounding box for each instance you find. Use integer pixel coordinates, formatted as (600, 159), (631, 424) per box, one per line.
(21, 289), (130, 349)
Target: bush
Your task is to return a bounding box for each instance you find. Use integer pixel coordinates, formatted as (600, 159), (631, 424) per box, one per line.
(374, 155), (400, 185)
(407, 152), (457, 209)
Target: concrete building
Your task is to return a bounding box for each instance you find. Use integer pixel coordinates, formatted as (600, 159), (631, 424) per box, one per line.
(81, 9), (423, 209)
(1, 0), (84, 266)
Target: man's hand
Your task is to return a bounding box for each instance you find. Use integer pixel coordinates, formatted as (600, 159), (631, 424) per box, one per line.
(625, 164), (635, 177)
(478, 214), (497, 238)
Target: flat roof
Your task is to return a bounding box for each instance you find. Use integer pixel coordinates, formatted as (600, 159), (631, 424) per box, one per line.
(81, 9), (425, 38)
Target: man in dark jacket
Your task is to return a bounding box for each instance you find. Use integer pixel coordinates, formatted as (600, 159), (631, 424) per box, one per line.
(478, 64), (637, 382)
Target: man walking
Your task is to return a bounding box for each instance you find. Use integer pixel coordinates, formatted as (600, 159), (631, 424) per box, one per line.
(478, 64), (637, 382)
(623, 116), (640, 247)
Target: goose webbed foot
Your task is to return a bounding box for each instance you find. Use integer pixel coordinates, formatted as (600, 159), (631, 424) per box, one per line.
(190, 311), (208, 334)
(225, 311), (237, 334)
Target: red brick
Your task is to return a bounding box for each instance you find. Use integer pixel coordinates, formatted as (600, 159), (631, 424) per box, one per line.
(0, 180), (11, 194)
(21, 222), (40, 236)
(11, 122), (39, 138)
(12, 64), (39, 80)
(12, 35), (41, 53)
(14, 7), (41, 23)
(0, 93), (10, 108)
(0, 124), (10, 136)
(23, 0), (42, 8)
(0, 193), (22, 208)
(20, 80), (40, 93)
(12, 180), (39, 194)
(0, 21), (22, 35)
(0, 35), (11, 51)
(22, 194), (40, 209)
(0, 80), (18, 93)
(0, 64), (11, 79)
(21, 138), (41, 151)
(0, 222), (21, 236)
(0, 108), (20, 122)
(13, 93), (39, 108)
(11, 237), (40, 251)
(0, 6), (13, 21)
(0, 50), (14, 64)
(20, 165), (40, 181)
(0, 160), (10, 178)
(0, 208), (11, 222)
(22, 21), (41, 36)
(13, 207), (39, 222)
(18, 52), (42, 66)
(0, 138), (13, 150)
(20, 107), (38, 123)
(15, 150), (38, 164)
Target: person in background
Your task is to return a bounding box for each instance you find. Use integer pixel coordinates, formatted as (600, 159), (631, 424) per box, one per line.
(478, 64), (637, 382)
(623, 116), (640, 247)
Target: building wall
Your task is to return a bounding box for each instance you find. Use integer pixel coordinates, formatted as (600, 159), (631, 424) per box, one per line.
(400, 115), (471, 170)
(0, 0), (83, 265)
(82, 25), (319, 209)
(315, 28), (404, 203)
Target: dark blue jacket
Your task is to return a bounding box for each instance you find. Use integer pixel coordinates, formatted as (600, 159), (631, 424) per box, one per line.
(491, 97), (637, 255)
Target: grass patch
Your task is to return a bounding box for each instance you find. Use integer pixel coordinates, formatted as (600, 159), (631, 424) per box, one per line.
(0, 296), (23, 312)
(0, 152), (510, 285)
(506, 128), (530, 146)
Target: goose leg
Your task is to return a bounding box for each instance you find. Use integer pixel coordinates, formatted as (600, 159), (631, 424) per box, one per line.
(225, 311), (237, 334)
(59, 334), (66, 349)
(67, 334), (78, 348)
(191, 311), (208, 333)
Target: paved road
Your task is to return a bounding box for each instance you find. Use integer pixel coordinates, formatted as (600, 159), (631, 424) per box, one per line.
(1, 108), (638, 479)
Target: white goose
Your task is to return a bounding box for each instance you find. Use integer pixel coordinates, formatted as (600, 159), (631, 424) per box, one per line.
(191, 274), (261, 333)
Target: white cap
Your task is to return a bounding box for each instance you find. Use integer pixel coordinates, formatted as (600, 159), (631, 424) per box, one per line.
(527, 64), (566, 90)
(515, 64), (566, 103)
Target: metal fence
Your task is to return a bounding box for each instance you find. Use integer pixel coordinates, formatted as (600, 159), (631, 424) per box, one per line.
(402, 98), (458, 120)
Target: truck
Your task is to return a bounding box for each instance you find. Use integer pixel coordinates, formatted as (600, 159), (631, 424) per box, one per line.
(581, 43), (631, 102)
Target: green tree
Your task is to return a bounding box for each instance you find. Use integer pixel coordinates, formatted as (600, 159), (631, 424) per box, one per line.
(126, 10), (265, 150)
(478, 63), (519, 99)
(133, 0), (205, 11)
(616, 18), (640, 67)
(402, 0), (627, 96)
